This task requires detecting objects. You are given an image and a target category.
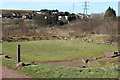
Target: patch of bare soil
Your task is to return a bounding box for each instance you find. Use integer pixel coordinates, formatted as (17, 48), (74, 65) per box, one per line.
(38, 58), (87, 67)
(0, 55), (30, 78)
(104, 52), (113, 57)
(1, 65), (30, 78)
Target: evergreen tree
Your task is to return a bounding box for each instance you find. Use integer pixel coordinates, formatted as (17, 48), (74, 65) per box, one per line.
(104, 7), (116, 20)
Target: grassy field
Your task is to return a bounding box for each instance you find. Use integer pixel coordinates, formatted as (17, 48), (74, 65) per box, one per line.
(2, 40), (117, 62)
(2, 57), (119, 78)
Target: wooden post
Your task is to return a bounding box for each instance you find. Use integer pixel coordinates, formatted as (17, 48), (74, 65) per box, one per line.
(17, 45), (21, 63)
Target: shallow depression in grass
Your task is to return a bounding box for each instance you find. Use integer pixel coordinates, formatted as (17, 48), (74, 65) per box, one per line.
(2, 40), (117, 61)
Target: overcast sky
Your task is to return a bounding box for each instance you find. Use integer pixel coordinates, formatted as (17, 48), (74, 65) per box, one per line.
(1, 0), (119, 15)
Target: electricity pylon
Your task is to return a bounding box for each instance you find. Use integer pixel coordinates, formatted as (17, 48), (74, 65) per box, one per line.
(82, 0), (89, 20)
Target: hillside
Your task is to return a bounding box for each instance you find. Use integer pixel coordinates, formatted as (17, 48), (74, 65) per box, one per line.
(1, 9), (34, 13)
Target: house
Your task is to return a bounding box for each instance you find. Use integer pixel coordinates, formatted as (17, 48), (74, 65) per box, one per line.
(4, 13), (13, 18)
(36, 10), (47, 15)
(19, 12), (35, 19)
(26, 13), (33, 19)
(58, 12), (68, 21)
(2, 14), (6, 18)
(22, 15), (27, 19)
(16, 15), (22, 19)
(0, 14), (2, 18)
(11, 12), (22, 19)
(44, 16), (47, 19)
(17, 12), (21, 16)
(58, 16), (68, 20)
(12, 12), (17, 18)
(36, 11), (46, 15)
(76, 13), (90, 19)
(52, 10), (59, 15)
(52, 11), (58, 15)
(76, 13), (84, 19)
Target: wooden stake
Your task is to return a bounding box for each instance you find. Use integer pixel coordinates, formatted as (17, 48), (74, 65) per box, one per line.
(17, 45), (21, 63)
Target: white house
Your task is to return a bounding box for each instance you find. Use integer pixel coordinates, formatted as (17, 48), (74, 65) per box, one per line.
(44, 16), (47, 19)
(0, 14), (2, 18)
(77, 13), (90, 19)
(52, 12), (58, 14)
(36, 11), (46, 15)
(58, 16), (68, 20)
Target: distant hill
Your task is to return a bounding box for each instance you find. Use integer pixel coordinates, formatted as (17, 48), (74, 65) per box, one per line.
(0, 9), (35, 13)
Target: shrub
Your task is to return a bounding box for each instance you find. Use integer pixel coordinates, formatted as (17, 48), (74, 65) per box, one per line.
(58, 20), (64, 25)
(33, 14), (47, 27)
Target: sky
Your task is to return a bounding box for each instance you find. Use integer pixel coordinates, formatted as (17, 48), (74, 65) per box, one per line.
(1, 0), (120, 15)
(118, 1), (120, 16)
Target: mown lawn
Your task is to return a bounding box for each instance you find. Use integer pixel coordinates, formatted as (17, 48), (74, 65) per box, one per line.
(2, 40), (117, 61)
(2, 57), (119, 78)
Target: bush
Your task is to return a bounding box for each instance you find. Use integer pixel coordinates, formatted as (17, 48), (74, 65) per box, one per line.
(33, 14), (58, 27)
(33, 14), (47, 27)
(58, 20), (64, 25)
(68, 13), (76, 21)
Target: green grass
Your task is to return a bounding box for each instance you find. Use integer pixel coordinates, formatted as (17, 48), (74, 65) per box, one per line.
(2, 57), (119, 78)
(0, 43), (2, 53)
(2, 40), (117, 61)
(86, 57), (119, 69)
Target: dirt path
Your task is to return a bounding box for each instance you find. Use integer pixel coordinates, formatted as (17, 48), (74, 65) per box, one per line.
(38, 52), (114, 67)
(0, 65), (30, 78)
(0, 55), (30, 78)
(0, 51), (117, 79)
(38, 58), (86, 67)
(0, 51), (114, 69)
